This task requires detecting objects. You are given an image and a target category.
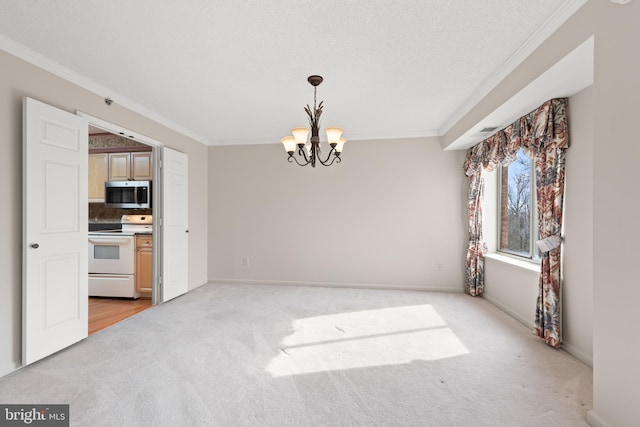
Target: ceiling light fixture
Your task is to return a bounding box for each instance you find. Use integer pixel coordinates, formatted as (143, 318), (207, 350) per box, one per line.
(281, 75), (346, 167)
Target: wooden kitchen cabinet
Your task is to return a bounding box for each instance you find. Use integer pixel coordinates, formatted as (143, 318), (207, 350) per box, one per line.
(89, 149), (152, 202)
(106, 151), (152, 181)
(136, 235), (153, 293)
(88, 153), (109, 202)
(108, 152), (131, 180)
(131, 152), (153, 180)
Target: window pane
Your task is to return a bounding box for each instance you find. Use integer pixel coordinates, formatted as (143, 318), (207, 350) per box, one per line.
(499, 149), (532, 257)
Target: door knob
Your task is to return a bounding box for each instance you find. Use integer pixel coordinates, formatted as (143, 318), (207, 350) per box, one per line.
(31, 243), (39, 249)
(185, 230), (189, 233)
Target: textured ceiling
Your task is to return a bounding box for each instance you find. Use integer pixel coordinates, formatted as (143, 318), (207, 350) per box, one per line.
(0, 1), (585, 146)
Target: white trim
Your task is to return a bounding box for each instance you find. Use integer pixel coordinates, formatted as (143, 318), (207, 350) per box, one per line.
(483, 293), (593, 367)
(331, 129), (440, 143)
(587, 410), (613, 427)
(444, 36), (594, 151)
(0, 360), (21, 378)
(212, 130), (441, 147)
(482, 294), (534, 329)
(208, 278), (463, 293)
(562, 341), (593, 367)
(484, 252), (540, 272)
(78, 112), (165, 306)
(439, 0), (589, 136)
(0, 34), (209, 146)
(76, 111), (164, 147)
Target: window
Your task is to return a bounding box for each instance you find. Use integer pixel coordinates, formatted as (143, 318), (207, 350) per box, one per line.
(498, 148), (538, 260)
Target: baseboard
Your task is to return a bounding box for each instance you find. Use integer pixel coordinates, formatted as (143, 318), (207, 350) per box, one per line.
(587, 410), (612, 427)
(188, 280), (209, 292)
(482, 294), (534, 329)
(0, 360), (21, 379)
(207, 278), (463, 293)
(562, 341), (593, 367)
(483, 294), (593, 367)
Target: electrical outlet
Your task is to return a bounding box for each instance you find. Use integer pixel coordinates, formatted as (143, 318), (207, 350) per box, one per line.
(242, 257), (250, 266)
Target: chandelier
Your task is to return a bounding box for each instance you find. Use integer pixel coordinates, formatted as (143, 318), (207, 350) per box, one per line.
(280, 75), (346, 167)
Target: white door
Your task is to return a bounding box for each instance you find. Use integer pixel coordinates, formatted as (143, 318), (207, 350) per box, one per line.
(23, 97), (88, 365)
(162, 147), (189, 302)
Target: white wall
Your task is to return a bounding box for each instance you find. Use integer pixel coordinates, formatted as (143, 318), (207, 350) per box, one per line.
(561, 85), (594, 366)
(591, 3), (640, 426)
(0, 50), (209, 377)
(481, 87), (595, 366)
(208, 138), (467, 291)
(483, 256), (539, 329)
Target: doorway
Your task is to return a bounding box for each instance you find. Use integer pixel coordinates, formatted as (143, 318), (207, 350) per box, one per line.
(23, 99), (189, 366)
(87, 124), (156, 333)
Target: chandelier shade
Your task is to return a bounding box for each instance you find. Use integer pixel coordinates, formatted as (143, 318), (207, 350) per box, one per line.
(280, 136), (296, 153)
(325, 127), (343, 145)
(281, 75), (346, 167)
(291, 128), (310, 145)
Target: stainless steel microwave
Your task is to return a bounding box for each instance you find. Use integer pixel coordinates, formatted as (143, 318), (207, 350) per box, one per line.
(105, 180), (152, 208)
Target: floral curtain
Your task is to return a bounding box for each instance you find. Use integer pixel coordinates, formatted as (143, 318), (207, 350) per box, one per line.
(463, 130), (518, 297)
(464, 171), (486, 296)
(462, 98), (569, 348)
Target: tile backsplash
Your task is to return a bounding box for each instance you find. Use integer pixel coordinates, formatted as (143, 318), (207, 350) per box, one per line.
(89, 203), (152, 223)
(89, 133), (148, 149)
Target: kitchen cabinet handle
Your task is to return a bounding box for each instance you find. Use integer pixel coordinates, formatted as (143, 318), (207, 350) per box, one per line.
(31, 243), (39, 249)
(185, 230), (189, 233)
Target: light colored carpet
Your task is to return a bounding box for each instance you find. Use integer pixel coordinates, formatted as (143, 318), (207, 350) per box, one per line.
(0, 283), (592, 426)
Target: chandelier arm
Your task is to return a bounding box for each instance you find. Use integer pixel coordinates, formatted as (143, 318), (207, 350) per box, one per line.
(317, 146), (339, 166)
(298, 146), (310, 162)
(289, 154), (310, 166)
(291, 146), (312, 166)
(318, 155), (340, 167)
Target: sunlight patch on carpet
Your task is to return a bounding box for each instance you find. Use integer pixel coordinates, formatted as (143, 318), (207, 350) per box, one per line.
(266, 304), (469, 377)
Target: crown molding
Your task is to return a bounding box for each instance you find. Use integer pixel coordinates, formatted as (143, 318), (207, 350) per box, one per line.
(0, 34), (210, 145)
(439, 0), (589, 136)
(208, 129), (441, 147)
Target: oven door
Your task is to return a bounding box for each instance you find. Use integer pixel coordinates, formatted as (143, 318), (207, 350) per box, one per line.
(88, 235), (135, 274)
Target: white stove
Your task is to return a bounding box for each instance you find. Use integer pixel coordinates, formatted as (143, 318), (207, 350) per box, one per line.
(89, 214), (153, 235)
(88, 215), (152, 298)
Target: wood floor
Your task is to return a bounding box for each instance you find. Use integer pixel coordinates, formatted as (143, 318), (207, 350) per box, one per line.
(88, 297), (153, 335)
